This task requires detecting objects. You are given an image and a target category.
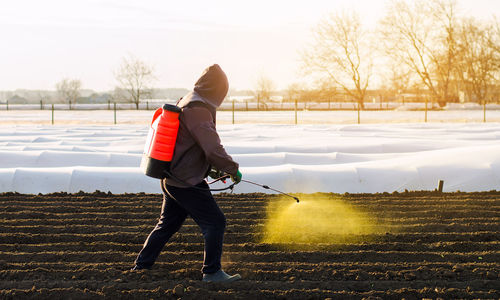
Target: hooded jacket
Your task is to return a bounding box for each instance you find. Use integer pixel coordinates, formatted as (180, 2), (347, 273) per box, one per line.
(165, 64), (239, 187)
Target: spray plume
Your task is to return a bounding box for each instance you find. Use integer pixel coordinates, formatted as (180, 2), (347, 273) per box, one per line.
(260, 195), (384, 249)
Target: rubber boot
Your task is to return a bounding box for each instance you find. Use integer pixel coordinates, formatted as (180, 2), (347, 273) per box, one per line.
(202, 270), (241, 283)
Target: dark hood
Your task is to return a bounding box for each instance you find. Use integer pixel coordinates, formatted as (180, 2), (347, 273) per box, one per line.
(176, 91), (216, 122)
(193, 64), (229, 107)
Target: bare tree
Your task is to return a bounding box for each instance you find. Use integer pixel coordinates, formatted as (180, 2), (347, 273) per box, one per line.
(37, 91), (51, 108)
(491, 17), (500, 54)
(380, 0), (460, 106)
(286, 83), (303, 102)
(115, 55), (155, 109)
(491, 18), (500, 96)
(377, 62), (411, 104)
(303, 11), (372, 108)
(56, 78), (81, 109)
(456, 18), (500, 104)
(385, 61), (413, 97)
(317, 80), (337, 103)
(254, 74), (275, 110)
(431, 0), (459, 104)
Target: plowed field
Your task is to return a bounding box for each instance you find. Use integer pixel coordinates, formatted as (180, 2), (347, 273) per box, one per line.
(0, 191), (499, 299)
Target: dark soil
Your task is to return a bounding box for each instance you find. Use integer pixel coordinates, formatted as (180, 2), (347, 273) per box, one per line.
(0, 191), (499, 299)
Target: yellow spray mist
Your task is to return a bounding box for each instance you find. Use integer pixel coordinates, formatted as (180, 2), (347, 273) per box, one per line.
(260, 195), (383, 249)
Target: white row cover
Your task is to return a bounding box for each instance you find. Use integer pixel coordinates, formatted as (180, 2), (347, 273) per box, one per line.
(0, 123), (499, 194)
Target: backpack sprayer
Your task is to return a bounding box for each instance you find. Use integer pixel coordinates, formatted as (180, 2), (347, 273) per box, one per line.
(141, 104), (300, 203)
(140, 104), (182, 179)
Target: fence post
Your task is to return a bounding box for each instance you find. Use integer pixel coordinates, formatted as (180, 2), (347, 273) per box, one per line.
(232, 100), (235, 125)
(114, 103), (117, 124)
(425, 98), (428, 123)
(246, 101), (248, 111)
(437, 180), (444, 192)
(357, 102), (361, 124)
(483, 101), (486, 123)
(146, 101), (149, 110)
(108, 100), (110, 110)
(6, 100), (8, 111)
(69, 100), (71, 110)
(294, 98), (298, 125)
(40, 100), (43, 110)
(51, 104), (54, 125)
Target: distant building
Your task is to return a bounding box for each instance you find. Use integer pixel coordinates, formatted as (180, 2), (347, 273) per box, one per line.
(7, 94), (29, 104)
(77, 93), (113, 104)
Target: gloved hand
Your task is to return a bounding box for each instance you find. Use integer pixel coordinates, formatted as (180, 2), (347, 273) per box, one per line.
(231, 170), (242, 184)
(208, 168), (224, 180)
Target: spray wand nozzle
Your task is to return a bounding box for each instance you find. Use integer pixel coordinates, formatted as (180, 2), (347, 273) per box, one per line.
(241, 179), (300, 203)
(208, 175), (300, 203)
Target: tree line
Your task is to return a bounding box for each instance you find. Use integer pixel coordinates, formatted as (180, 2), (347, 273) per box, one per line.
(55, 55), (155, 110)
(54, 0), (499, 109)
(302, 0), (500, 108)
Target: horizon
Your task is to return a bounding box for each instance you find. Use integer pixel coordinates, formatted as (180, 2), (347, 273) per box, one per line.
(1, 0), (499, 91)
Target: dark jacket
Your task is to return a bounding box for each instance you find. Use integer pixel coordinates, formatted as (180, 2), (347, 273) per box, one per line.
(165, 65), (239, 187)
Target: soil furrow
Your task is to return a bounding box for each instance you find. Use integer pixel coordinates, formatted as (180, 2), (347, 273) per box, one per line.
(0, 191), (498, 299)
(2, 250), (499, 264)
(1, 222), (498, 234)
(2, 240), (499, 253)
(1, 231), (499, 244)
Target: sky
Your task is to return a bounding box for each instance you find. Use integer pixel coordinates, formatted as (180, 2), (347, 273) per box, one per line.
(0, 0), (498, 92)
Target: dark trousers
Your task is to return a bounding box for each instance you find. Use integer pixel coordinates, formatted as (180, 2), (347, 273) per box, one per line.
(134, 181), (226, 274)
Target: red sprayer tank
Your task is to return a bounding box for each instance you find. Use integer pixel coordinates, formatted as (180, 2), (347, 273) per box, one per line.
(141, 104), (182, 179)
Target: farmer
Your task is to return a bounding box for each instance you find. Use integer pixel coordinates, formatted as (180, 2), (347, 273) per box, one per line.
(132, 64), (243, 283)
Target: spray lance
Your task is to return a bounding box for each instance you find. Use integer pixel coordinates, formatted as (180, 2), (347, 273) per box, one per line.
(212, 174), (300, 203)
(140, 104), (300, 203)
(240, 179), (300, 203)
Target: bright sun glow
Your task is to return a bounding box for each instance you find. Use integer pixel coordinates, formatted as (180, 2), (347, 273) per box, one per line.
(0, 0), (498, 91)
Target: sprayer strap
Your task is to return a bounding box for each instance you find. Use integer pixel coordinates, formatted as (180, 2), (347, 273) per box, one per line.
(185, 101), (216, 123)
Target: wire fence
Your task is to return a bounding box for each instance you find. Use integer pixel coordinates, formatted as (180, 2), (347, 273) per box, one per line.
(1, 101), (500, 125)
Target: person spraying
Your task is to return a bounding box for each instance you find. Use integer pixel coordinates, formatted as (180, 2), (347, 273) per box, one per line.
(132, 64), (243, 283)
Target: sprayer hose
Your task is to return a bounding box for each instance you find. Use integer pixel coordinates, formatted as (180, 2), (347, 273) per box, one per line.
(162, 172), (236, 192)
